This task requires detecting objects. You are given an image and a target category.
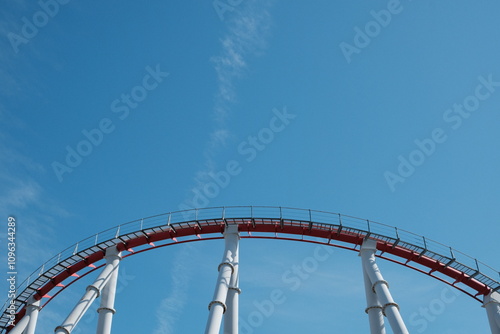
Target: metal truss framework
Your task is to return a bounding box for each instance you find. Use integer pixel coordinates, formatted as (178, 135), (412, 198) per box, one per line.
(1, 206), (499, 333)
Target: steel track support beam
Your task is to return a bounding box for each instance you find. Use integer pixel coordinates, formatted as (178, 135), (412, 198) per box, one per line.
(361, 239), (409, 334)
(205, 224), (239, 334)
(484, 291), (500, 334)
(96, 248), (121, 334)
(8, 297), (41, 334)
(362, 266), (386, 334)
(55, 247), (122, 334)
(224, 231), (240, 334)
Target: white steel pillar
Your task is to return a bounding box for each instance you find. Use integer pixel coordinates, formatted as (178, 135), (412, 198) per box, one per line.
(24, 297), (42, 334)
(224, 231), (240, 334)
(8, 316), (29, 334)
(360, 239), (409, 334)
(363, 267), (386, 334)
(205, 224), (239, 334)
(96, 248), (121, 334)
(484, 291), (500, 334)
(9, 297), (41, 334)
(55, 247), (121, 334)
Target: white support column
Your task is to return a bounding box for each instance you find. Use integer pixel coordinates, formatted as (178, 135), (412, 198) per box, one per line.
(224, 231), (240, 334)
(55, 247), (121, 334)
(360, 239), (409, 334)
(205, 224), (239, 334)
(8, 318), (28, 334)
(8, 316), (29, 334)
(24, 297), (42, 334)
(96, 248), (121, 334)
(484, 291), (500, 334)
(363, 267), (386, 334)
(8, 296), (41, 334)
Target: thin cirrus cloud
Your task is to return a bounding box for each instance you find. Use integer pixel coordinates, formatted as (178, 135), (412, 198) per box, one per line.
(152, 246), (194, 334)
(186, 1), (273, 205)
(211, 1), (271, 123)
(0, 180), (40, 214)
(0, 135), (67, 277)
(0, 141), (43, 214)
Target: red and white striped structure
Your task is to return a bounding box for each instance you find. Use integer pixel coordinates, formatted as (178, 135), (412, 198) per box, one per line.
(1, 206), (499, 333)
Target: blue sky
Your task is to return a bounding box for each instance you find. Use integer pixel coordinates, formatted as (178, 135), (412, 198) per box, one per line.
(1, 0), (500, 332)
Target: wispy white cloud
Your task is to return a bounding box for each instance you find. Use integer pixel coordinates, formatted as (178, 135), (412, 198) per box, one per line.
(211, 1), (272, 125)
(0, 132), (46, 215)
(184, 1), (273, 207)
(152, 246), (194, 334)
(0, 179), (40, 211)
(0, 166), (64, 271)
(0, 139), (42, 215)
(0, 118), (69, 298)
(213, 3), (271, 125)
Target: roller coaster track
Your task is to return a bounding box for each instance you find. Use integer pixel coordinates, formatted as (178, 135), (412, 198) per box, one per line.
(2, 206), (499, 332)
